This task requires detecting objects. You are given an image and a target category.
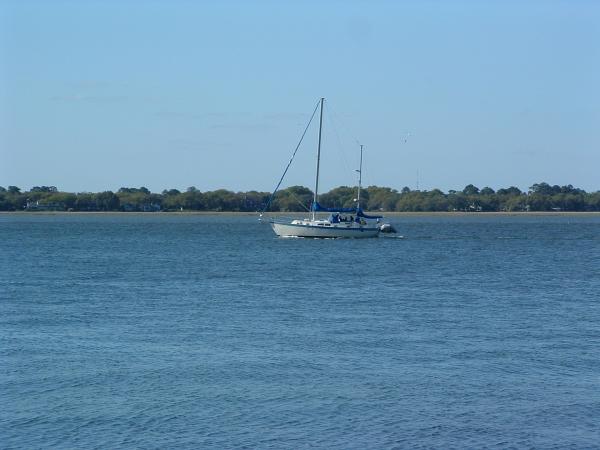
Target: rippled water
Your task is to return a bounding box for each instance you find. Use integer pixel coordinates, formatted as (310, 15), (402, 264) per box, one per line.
(2, 213), (600, 448)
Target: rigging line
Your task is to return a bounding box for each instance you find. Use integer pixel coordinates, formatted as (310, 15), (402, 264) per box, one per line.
(327, 102), (361, 147)
(288, 190), (311, 212)
(327, 103), (370, 190)
(260, 99), (320, 215)
(324, 103), (352, 184)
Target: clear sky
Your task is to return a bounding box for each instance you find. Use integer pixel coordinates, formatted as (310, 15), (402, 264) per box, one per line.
(1, 0), (599, 193)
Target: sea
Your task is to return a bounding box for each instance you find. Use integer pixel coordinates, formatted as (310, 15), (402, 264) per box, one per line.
(1, 213), (599, 449)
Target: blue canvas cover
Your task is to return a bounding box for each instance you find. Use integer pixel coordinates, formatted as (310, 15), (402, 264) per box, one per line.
(357, 210), (383, 219)
(311, 202), (356, 213)
(312, 202), (383, 219)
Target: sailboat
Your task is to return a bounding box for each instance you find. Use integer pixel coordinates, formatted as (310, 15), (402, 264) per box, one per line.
(269, 98), (383, 238)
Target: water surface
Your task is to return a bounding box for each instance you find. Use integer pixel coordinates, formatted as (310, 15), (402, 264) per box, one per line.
(2, 213), (600, 448)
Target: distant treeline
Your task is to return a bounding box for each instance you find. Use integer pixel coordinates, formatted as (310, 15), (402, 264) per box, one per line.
(1, 183), (600, 212)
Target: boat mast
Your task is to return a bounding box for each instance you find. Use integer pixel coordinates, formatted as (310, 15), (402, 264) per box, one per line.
(313, 97), (325, 220)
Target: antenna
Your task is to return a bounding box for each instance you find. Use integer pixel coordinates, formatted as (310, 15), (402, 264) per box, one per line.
(416, 169), (420, 191)
(356, 144), (363, 209)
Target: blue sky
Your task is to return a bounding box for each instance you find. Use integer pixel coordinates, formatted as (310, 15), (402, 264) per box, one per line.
(1, 0), (599, 193)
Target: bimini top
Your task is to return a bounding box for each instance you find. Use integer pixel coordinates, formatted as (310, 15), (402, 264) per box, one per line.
(311, 201), (382, 219)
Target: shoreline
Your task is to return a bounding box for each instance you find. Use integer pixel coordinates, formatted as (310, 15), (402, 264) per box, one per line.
(2, 211), (600, 217)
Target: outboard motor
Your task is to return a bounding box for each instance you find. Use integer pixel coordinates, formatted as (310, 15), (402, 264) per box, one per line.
(379, 223), (397, 233)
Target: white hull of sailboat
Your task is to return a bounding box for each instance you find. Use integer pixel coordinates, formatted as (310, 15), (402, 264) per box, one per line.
(271, 221), (380, 238)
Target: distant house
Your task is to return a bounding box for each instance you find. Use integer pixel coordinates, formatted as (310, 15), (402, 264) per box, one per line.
(25, 200), (65, 211)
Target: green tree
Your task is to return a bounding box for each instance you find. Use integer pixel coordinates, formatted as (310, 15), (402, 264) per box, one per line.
(95, 191), (120, 211)
(503, 195), (526, 211)
(584, 192), (600, 211)
(46, 192), (77, 209)
(31, 186), (58, 193)
(446, 191), (465, 211)
(396, 190), (427, 211)
(179, 189), (204, 210)
(319, 186), (357, 209)
(462, 184), (480, 196)
(423, 189), (449, 211)
(365, 186), (398, 211)
(529, 182), (553, 196)
(241, 191), (269, 211)
(203, 189), (240, 211)
(273, 186), (313, 212)
(497, 186), (522, 196)
(75, 193), (96, 210)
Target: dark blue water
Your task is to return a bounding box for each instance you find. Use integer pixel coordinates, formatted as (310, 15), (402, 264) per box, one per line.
(2, 213), (600, 448)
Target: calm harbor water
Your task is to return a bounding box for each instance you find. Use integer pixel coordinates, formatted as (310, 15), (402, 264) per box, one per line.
(2, 213), (600, 448)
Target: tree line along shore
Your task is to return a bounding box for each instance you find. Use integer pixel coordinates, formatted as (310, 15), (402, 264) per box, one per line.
(1, 183), (600, 213)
